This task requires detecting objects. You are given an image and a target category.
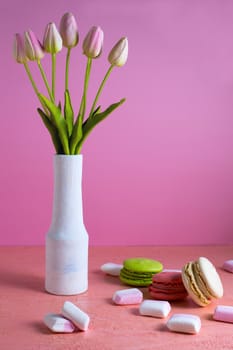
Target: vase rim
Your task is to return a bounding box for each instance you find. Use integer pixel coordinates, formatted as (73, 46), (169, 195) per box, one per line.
(54, 154), (83, 157)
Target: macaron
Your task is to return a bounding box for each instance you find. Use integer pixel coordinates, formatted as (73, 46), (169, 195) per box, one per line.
(182, 257), (223, 307)
(149, 270), (188, 301)
(120, 257), (163, 287)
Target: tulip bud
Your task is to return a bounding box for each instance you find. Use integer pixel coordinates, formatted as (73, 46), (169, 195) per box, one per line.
(13, 33), (28, 64)
(82, 26), (104, 58)
(43, 22), (62, 54)
(108, 37), (128, 67)
(24, 30), (44, 61)
(60, 12), (79, 48)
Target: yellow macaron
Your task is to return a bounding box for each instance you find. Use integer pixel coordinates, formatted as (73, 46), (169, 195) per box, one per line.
(181, 257), (223, 307)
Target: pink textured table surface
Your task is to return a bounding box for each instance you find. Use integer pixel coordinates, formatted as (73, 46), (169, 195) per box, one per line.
(1, 246), (233, 350)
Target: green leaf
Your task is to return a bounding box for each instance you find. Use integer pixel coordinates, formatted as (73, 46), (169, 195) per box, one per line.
(37, 108), (62, 153)
(58, 101), (62, 111)
(92, 105), (101, 116)
(38, 93), (70, 154)
(64, 90), (74, 137)
(69, 114), (83, 155)
(75, 98), (126, 154)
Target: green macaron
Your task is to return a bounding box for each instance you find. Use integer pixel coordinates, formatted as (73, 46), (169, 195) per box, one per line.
(120, 257), (163, 287)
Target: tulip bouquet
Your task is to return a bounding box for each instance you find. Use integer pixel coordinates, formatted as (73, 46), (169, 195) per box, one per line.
(14, 12), (128, 154)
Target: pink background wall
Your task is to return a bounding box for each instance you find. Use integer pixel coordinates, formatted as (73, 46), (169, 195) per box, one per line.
(1, 0), (233, 246)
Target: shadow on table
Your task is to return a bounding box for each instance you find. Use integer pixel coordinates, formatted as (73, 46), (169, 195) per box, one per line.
(92, 269), (125, 286)
(156, 324), (169, 332)
(0, 268), (44, 293)
(26, 321), (52, 334)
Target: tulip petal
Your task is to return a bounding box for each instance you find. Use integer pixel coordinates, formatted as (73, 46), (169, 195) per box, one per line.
(13, 33), (28, 64)
(24, 30), (44, 61)
(82, 26), (104, 58)
(43, 23), (63, 54)
(60, 12), (79, 48)
(108, 37), (128, 67)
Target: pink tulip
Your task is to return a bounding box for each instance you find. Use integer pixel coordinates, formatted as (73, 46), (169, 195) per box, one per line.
(108, 37), (128, 67)
(60, 12), (79, 48)
(24, 30), (44, 61)
(13, 33), (28, 64)
(82, 26), (104, 58)
(43, 22), (62, 54)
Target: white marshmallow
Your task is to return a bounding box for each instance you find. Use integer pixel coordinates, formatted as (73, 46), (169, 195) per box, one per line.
(44, 313), (75, 333)
(167, 314), (201, 334)
(62, 301), (90, 331)
(113, 288), (143, 305)
(162, 269), (182, 273)
(139, 300), (171, 318)
(101, 262), (123, 276)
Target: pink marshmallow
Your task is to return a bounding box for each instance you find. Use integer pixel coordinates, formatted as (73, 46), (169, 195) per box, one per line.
(213, 305), (233, 323)
(223, 260), (233, 273)
(44, 313), (75, 333)
(112, 288), (143, 305)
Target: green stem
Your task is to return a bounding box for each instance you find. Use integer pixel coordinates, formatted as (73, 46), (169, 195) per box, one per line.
(65, 48), (71, 91)
(78, 57), (92, 121)
(52, 53), (56, 100)
(69, 58), (92, 155)
(24, 62), (49, 114)
(37, 60), (54, 102)
(89, 64), (114, 116)
(23, 62), (40, 97)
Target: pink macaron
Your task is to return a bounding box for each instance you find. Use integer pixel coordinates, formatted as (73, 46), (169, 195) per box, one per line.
(149, 270), (188, 301)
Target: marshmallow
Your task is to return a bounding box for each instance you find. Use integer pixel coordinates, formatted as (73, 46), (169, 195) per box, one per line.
(167, 314), (201, 334)
(44, 313), (75, 333)
(162, 269), (182, 273)
(62, 301), (90, 331)
(213, 305), (233, 323)
(112, 288), (143, 305)
(139, 300), (171, 318)
(101, 262), (123, 276)
(223, 260), (233, 273)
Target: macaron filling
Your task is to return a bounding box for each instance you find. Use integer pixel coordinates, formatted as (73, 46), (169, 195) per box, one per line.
(193, 261), (212, 299)
(182, 257), (223, 307)
(183, 262), (211, 306)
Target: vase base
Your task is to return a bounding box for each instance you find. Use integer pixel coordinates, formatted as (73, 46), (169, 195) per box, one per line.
(45, 270), (88, 296)
(45, 286), (88, 296)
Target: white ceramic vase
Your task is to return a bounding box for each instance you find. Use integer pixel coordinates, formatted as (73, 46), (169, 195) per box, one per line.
(45, 155), (88, 295)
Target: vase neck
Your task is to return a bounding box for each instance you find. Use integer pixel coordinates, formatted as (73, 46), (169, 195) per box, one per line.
(50, 155), (84, 234)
